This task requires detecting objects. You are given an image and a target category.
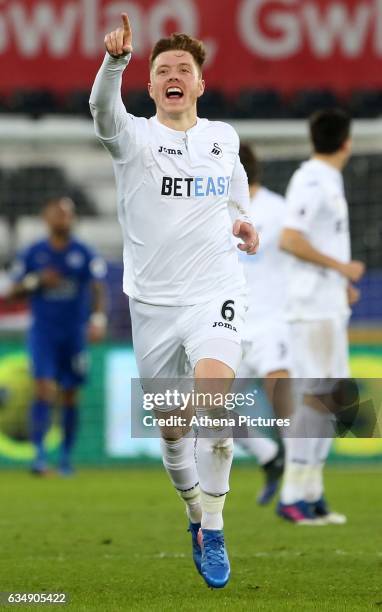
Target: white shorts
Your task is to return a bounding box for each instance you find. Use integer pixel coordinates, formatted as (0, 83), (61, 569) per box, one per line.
(289, 318), (350, 394)
(129, 295), (247, 379)
(238, 319), (291, 378)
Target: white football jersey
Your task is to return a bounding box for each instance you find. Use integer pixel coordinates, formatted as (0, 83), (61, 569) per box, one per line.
(239, 187), (287, 326)
(283, 158), (351, 320)
(90, 55), (249, 306)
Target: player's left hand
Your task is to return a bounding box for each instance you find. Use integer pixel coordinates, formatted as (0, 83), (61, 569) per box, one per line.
(88, 313), (107, 343)
(347, 283), (361, 306)
(233, 220), (259, 255)
(105, 13), (133, 58)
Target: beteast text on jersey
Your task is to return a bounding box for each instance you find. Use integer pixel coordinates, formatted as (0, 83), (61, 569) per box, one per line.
(161, 176), (231, 198)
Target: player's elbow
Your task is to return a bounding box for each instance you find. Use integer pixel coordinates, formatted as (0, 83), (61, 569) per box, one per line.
(89, 89), (106, 118)
(89, 98), (98, 119)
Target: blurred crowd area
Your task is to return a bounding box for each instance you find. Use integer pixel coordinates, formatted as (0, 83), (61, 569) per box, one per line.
(3, 87), (382, 120)
(0, 123), (381, 342)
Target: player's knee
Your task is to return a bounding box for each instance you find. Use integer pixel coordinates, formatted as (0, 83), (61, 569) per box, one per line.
(266, 369), (289, 379)
(194, 357), (235, 380)
(35, 380), (56, 403)
(161, 436), (191, 461)
(62, 389), (78, 407)
(161, 425), (191, 442)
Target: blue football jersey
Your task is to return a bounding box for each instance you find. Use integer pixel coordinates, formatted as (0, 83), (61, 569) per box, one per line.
(11, 238), (106, 334)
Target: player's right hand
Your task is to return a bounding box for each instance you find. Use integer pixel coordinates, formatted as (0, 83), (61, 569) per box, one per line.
(39, 268), (62, 289)
(339, 260), (365, 282)
(104, 13), (133, 58)
(347, 284), (361, 306)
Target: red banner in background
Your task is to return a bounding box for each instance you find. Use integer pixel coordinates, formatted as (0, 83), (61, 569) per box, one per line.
(2, 0), (382, 94)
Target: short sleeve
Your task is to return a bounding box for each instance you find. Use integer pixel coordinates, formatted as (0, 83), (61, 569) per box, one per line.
(88, 253), (107, 281)
(284, 179), (323, 234)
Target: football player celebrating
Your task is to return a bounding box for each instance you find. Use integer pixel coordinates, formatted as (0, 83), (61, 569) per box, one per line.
(90, 14), (258, 588)
(278, 110), (365, 524)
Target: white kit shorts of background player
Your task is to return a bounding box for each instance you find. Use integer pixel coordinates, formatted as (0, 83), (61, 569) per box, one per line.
(90, 54), (251, 380)
(283, 158), (351, 390)
(237, 187), (291, 378)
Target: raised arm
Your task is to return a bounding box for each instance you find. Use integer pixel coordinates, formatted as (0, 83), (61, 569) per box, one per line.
(89, 13), (133, 140)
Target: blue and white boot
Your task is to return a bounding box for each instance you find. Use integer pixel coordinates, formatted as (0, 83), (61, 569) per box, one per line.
(200, 529), (230, 589)
(188, 522), (202, 574)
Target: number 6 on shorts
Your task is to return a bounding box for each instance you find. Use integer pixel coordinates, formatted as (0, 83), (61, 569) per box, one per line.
(221, 300), (235, 322)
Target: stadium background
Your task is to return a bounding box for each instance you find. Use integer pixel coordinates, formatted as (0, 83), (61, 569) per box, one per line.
(0, 0), (381, 467)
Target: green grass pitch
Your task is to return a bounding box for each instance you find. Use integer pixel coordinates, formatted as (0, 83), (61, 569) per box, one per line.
(0, 465), (381, 611)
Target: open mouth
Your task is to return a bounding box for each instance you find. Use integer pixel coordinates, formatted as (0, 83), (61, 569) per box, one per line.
(165, 86), (184, 99)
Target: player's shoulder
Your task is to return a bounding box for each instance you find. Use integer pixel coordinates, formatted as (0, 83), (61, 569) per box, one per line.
(69, 238), (106, 275)
(202, 119), (239, 146)
(69, 237), (95, 257)
(67, 238), (105, 279)
(24, 238), (49, 257)
(130, 113), (151, 129)
(116, 112), (151, 139)
(289, 160), (324, 193)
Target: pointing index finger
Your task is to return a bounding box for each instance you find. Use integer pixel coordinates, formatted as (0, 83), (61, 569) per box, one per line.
(121, 13), (131, 35)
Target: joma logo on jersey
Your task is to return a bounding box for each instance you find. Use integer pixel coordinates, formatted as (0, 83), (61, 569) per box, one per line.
(158, 146), (183, 156)
(161, 175), (230, 198)
(212, 322), (237, 332)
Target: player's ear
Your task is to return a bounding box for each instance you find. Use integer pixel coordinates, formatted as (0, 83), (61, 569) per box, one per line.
(197, 79), (205, 98)
(341, 137), (352, 160)
(345, 137), (353, 154)
(148, 81), (154, 100)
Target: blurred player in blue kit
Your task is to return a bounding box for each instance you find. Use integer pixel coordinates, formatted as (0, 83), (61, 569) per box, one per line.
(8, 197), (107, 475)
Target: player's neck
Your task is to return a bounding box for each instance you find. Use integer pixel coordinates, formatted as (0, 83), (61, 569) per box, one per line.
(156, 107), (198, 132)
(49, 234), (71, 250)
(249, 184), (261, 198)
(313, 153), (345, 172)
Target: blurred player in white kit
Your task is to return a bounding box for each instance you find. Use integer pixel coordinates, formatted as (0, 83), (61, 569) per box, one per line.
(90, 14), (259, 587)
(236, 144), (290, 505)
(278, 109), (365, 524)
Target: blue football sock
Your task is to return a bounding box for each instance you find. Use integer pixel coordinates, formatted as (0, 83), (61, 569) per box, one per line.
(30, 400), (51, 463)
(60, 406), (79, 465)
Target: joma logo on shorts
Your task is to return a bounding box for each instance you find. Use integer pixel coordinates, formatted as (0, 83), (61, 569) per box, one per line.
(212, 322), (237, 332)
(158, 146), (182, 155)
